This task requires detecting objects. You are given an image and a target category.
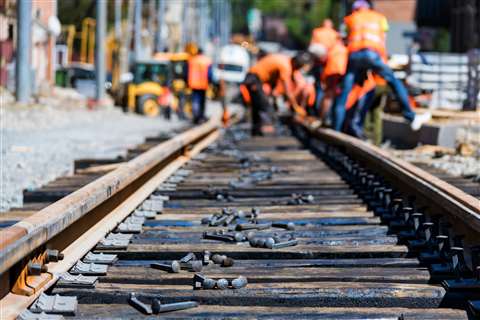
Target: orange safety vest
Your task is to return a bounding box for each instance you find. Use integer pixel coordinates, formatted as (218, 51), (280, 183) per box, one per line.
(344, 9), (387, 55)
(322, 41), (348, 81)
(310, 26), (338, 50)
(188, 54), (212, 90)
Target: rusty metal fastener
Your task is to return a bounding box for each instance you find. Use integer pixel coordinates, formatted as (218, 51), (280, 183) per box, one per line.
(129, 293), (152, 315)
(272, 239), (298, 249)
(151, 261), (180, 273)
(216, 278), (229, 289)
(231, 276), (248, 289)
(152, 299), (198, 314)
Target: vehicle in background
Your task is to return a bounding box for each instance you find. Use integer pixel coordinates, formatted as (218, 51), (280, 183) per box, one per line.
(213, 44), (250, 83)
(108, 59), (173, 117)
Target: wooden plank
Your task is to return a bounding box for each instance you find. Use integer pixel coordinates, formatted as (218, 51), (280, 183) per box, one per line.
(73, 304), (468, 319)
(53, 281), (446, 308)
(100, 243), (409, 260)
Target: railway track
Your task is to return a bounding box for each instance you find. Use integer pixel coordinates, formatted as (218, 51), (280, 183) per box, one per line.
(1, 115), (479, 319)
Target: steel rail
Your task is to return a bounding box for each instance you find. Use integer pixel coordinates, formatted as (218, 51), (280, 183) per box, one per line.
(295, 116), (480, 232)
(0, 116), (221, 278)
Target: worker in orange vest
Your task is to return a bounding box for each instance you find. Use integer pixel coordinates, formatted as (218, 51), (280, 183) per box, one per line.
(243, 52), (312, 136)
(187, 48), (212, 124)
(332, 0), (430, 132)
(318, 39), (348, 121)
(309, 19), (339, 114)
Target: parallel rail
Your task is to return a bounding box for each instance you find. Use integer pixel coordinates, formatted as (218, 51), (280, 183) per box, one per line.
(0, 114), (479, 319)
(0, 116), (222, 319)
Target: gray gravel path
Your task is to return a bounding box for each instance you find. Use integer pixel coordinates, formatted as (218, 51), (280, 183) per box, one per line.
(0, 89), (208, 212)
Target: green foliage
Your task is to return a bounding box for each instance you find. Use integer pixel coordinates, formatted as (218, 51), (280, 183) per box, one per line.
(232, 0), (333, 47)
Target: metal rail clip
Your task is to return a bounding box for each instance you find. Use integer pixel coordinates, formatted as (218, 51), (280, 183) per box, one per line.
(56, 273), (98, 288)
(83, 252), (117, 264)
(17, 310), (64, 320)
(133, 210), (157, 219)
(140, 199), (164, 212)
(70, 261), (108, 276)
(29, 293), (77, 315)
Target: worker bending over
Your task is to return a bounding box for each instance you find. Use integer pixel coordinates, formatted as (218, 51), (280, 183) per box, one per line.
(309, 19), (339, 114)
(332, 0), (430, 132)
(188, 48), (212, 124)
(243, 52), (312, 136)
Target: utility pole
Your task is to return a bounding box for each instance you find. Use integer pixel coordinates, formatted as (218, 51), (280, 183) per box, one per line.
(115, 0), (122, 40)
(16, 0), (31, 103)
(156, 0), (165, 52)
(134, 0), (142, 61)
(95, 0), (106, 101)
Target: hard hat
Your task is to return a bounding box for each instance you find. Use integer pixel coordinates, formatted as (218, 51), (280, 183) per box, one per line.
(352, 0), (370, 10)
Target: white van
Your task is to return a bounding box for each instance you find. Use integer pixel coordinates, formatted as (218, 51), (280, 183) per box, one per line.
(214, 44), (250, 83)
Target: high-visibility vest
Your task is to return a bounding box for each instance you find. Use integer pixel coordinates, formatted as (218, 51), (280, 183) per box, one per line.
(188, 55), (211, 90)
(345, 9), (387, 55)
(310, 26), (338, 50)
(322, 41), (348, 81)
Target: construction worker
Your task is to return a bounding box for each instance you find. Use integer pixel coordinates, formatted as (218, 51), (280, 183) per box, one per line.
(243, 52), (312, 136)
(187, 48), (212, 124)
(318, 39), (348, 121)
(332, 0), (430, 132)
(309, 19), (339, 114)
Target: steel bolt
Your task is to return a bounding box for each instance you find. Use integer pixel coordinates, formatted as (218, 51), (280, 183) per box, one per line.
(265, 237), (275, 249)
(231, 276), (248, 289)
(202, 278), (216, 289)
(211, 254), (226, 264)
(46, 249), (64, 263)
(234, 232), (245, 242)
(27, 262), (47, 275)
(180, 252), (196, 264)
(181, 260), (203, 272)
(216, 278), (229, 289)
(151, 260), (180, 273)
(272, 222), (295, 230)
(152, 299), (198, 314)
(272, 239), (298, 249)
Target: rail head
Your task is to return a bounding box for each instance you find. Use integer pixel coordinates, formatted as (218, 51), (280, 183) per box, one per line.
(0, 117), (221, 276)
(295, 116), (480, 232)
